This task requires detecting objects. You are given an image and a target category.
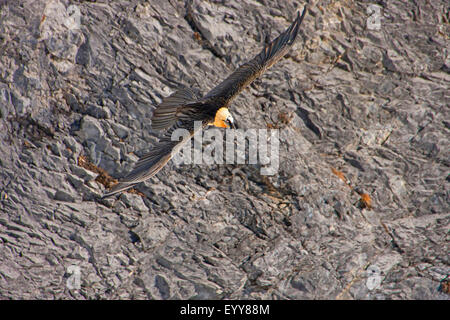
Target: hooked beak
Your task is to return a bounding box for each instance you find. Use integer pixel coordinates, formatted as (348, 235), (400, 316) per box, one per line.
(226, 118), (237, 129)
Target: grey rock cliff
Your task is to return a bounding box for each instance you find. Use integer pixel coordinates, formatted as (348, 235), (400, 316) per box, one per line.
(0, 0), (449, 299)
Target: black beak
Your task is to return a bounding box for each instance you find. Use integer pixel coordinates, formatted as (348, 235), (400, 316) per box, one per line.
(226, 119), (237, 129)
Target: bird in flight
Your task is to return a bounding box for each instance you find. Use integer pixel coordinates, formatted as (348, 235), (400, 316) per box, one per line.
(103, 5), (308, 198)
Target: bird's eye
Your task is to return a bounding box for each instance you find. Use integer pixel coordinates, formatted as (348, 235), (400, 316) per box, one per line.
(225, 118), (236, 129)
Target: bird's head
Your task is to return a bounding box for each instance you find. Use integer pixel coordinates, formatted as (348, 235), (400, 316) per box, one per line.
(212, 107), (236, 129)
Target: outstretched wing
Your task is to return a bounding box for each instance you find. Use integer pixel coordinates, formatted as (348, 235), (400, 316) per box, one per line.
(204, 6), (308, 104)
(102, 6), (308, 198)
(102, 115), (207, 198)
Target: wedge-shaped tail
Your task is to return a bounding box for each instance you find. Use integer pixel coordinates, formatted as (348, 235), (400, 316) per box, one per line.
(102, 5), (309, 198)
(150, 88), (201, 130)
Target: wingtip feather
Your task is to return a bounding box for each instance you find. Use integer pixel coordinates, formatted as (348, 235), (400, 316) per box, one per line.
(101, 182), (136, 199)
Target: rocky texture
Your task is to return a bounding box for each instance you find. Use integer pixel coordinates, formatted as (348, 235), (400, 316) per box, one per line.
(0, 0), (449, 300)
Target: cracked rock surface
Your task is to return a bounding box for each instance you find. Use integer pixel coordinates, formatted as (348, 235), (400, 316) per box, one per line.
(0, 0), (449, 299)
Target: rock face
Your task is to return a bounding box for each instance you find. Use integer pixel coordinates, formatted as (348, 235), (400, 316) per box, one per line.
(0, 0), (449, 300)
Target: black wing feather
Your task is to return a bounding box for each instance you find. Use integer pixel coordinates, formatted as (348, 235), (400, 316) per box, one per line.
(204, 6), (307, 104)
(151, 88), (201, 130)
(102, 116), (208, 198)
(102, 6), (308, 198)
